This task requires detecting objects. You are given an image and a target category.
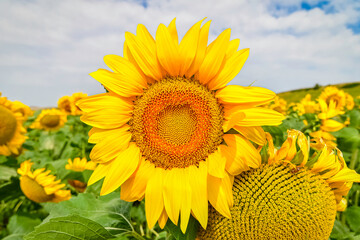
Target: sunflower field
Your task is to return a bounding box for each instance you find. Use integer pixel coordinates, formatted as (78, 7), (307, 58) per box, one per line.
(1, 20), (360, 240)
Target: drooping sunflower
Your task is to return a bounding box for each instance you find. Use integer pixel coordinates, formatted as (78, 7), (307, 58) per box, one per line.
(0, 93), (27, 156)
(17, 160), (71, 203)
(30, 108), (67, 131)
(198, 130), (360, 239)
(65, 157), (97, 172)
(78, 19), (285, 232)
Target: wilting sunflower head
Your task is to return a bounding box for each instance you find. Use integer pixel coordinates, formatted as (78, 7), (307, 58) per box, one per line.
(78, 18), (285, 232)
(319, 86), (346, 111)
(17, 160), (71, 203)
(30, 108), (67, 131)
(65, 157), (97, 172)
(0, 93), (27, 156)
(198, 130), (360, 240)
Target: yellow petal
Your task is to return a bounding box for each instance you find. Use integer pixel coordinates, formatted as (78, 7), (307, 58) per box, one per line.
(88, 125), (130, 144)
(90, 69), (146, 97)
(125, 30), (163, 80)
(207, 172), (233, 219)
(186, 21), (211, 78)
(226, 39), (240, 58)
(180, 168), (192, 233)
(80, 108), (131, 129)
(222, 111), (246, 132)
(198, 28), (231, 85)
(88, 162), (112, 185)
(188, 162), (208, 229)
(321, 119), (345, 132)
(216, 85), (276, 106)
(328, 168), (360, 183)
(163, 168), (183, 225)
(233, 126), (266, 146)
(77, 93), (133, 113)
(208, 48), (249, 90)
(235, 107), (285, 126)
(156, 23), (180, 76)
(100, 143), (141, 195)
(223, 134), (261, 175)
(145, 168), (165, 229)
(207, 147), (227, 178)
(120, 159), (155, 202)
(90, 130), (132, 163)
(158, 208), (168, 229)
(178, 19), (203, 76)
(167, 18), (178, 45)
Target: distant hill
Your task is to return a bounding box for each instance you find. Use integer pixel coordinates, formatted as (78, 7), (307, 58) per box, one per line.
(277, 82), (360, 103)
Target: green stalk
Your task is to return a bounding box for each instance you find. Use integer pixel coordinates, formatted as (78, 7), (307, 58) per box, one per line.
(349, 148), (359, 170)
(355, 190), (360, 206)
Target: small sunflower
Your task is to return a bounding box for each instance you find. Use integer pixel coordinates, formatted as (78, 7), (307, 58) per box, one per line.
(78, 19), (285, 232)
(198, 130), (360, 239)
(17, 160), (71, 203)
(293, 94), (319, 115)
(268, 96), (287, 115)
(318, 86), (346, 111)
(65, 157), (97, 172)
(318, 99), (345, 132)
(11, 100), (33, 119)
(58, 93), (88, 115)
(0, 93), (27, 156)
(345, 92), (354, 110)
(58, 95), (73, 115)
(30, 108), (67, 131)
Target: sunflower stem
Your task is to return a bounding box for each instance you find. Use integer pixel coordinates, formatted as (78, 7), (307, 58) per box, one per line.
(355, 190), (360, 206)
(349, 148), (359, 170)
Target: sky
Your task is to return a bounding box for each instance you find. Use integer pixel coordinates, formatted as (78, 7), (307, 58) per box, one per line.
(0, 0), (359, 107)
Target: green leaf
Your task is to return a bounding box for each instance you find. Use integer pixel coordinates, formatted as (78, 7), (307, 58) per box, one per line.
(24, 215), (114, 240)
(43, 193), (133, 235)
(165, 215), (199, 240)
(3, 214), (42, 240)
(330, 219), (353, 239)
(0, 166), (17, 181)
(349, 109), (360, 129)
(345, 206), (360, 232)
(0, 177), (22, 201)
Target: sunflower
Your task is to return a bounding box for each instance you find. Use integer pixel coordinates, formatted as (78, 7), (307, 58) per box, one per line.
(78, 19), (285, 232)
(58, 93), (88, 115)
(293, 94), (319, 115)
(318, 86), (346, 111)
(17, 160), (71, 203)
(58, 95), (73, 115)
(70, 92), (88, 115)
(318, 99), (345, 132)
(30, 108), (67, 131)
(11, 100), (33, 119)
(268, 96), (287, 115)
(65, 157), (97, 172)
(345, 92), (354, 110)
(0, 93), (27, 156)
(198, 130), (360, 239)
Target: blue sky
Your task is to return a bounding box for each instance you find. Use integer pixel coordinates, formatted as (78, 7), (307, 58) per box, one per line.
(0, 0), (359, 107)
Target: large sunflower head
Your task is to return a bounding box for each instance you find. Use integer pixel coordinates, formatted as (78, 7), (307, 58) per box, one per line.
(198, 130), (360, 239)
(0, 93), (27, 156)
(17, 160), (71, 203)
(30, 108), (67, 131)
(78, 19), (285, 232)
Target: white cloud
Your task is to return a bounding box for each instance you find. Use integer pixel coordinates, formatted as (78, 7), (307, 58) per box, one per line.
(0, 0), (359, 106)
